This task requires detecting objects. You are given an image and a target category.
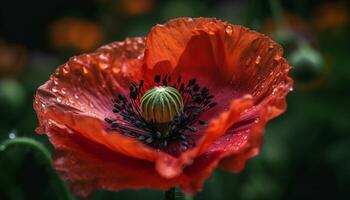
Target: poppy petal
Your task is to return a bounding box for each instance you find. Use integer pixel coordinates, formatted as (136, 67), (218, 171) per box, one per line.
(47, 123), (189, 197)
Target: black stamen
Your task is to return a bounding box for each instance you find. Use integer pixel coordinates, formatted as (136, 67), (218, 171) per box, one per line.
(154, 75), (161, 83)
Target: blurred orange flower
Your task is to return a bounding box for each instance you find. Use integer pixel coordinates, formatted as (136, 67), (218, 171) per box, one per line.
(34, 18), (292, 197)
(49, 17), (104, 52)
(313, 1), (349, 31)
(0, 40), (26, 77)
(119, 0), (155, 16)
(263, 13), (312, 38)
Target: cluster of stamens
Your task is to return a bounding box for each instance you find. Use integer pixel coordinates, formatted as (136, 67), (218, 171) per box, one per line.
(105, 75), (217, 152)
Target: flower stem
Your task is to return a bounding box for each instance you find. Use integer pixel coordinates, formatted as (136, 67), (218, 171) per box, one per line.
(0, 137), (75, 200)
(164, 187), (193, 200)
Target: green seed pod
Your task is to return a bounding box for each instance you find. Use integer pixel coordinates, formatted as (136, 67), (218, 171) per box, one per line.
(140, 86), (183, 123)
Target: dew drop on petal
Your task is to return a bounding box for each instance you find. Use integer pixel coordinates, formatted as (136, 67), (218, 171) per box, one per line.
(225, 25), (233, 35)
(62, 65), (70, 74)
(51, 86), (58, 93)
(272, 88), (278, 95)
(8, 130), (17, 139)
(68, 97), (75, 105)
(83, 67), (89, 74)
(255, 56), (261, 65)
(61, 87), (67, 95)
(74, 93), (80, 100)
(56, 97), (63, 103)
(53, 78), (59, 85)
(99, 63), (109, 70)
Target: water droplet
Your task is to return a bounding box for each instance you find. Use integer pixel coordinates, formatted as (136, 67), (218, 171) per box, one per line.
(61, 87), (67, 95)
(112, 68), (120, 74)
(255, 56), (261, 65)
(83, 67), (89, 74)
(56, 97), (63, 103)
(51, 86), (58, 93)
(137, 54), (144, 60)
(8, 130), (17, 139)
(136, 38), (144, 44)
(187, 18), (193, 22)
(74, 93), (80, 100)
(68, 98), (75, 105)
(272, 88), (278, 95)
(225, 25), (233, 35)
(53, 78), (59, 85)
(62, 65), (70, 74)
(41, 103), (46, 108)
(99, 63), (108, 70)
(98, 54), (109, 62)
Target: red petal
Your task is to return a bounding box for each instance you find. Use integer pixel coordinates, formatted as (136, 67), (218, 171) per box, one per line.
(47, 123), (189, 197)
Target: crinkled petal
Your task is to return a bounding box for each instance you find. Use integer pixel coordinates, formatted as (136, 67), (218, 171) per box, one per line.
(47, 123), (189, 197)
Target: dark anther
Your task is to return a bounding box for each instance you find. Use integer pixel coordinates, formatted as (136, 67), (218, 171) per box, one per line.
(130, 91), (137, 99)
(167, 75), (171, 83)
(177, 76), (182, 83)
(179, 83), (185, 92)
(154, 75), (161, 83)
(113, 108), (120, 113)
(162, 79), (168, 86)
(207, 95), (214, 100)
(193, 84), (200, 92)
(131, 81), (137, 87)
(104, 118), (114, 123)
(194, 96), (202, 103)
(139, 80), (144, 87)
(201, 88), (209, 95)
(209, 102), (217, 108)
(198, 120), (206, 125)
(188, 78), (196, 86)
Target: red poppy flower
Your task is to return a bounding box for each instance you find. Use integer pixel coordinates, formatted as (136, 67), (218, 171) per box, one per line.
(34, 17), (292, 197)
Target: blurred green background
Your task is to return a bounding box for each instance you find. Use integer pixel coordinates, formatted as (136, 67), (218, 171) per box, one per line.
(0, 0), (349, 199)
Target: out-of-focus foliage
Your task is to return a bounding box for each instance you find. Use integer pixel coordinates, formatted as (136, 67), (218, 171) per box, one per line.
(0, 0), (349, 200)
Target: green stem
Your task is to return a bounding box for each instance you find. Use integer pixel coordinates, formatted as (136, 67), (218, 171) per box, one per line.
(164, 187), (193, 200)
(0, 137), (75, 200)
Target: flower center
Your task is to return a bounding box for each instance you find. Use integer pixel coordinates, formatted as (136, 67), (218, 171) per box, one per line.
(140, 86), (184, 137)
(105, 75), (217, 155)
